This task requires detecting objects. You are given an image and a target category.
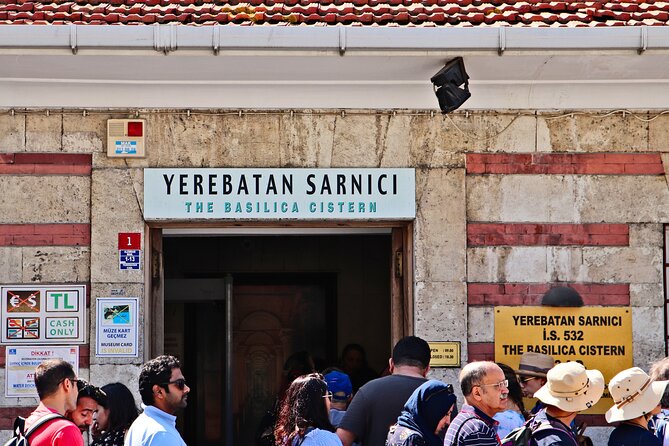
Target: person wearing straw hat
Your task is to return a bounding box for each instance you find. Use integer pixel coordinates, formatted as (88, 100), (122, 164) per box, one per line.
(606, 367), (669, 446)
(649, 357), (669, 445)
(514, 352), (555, 415)
(529, 361), (604, 446)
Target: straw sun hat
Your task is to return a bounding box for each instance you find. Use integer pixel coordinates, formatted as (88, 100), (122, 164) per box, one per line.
(514, 352), (555, 378)
(534, 362), (605, 413)
(605, 367), (669, 423)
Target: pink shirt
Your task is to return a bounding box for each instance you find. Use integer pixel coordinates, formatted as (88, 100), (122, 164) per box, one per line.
(24, 402), (84, 446)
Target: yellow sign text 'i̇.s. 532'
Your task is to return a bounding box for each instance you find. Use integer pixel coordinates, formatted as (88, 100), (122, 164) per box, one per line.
(495, 306), (632, 414)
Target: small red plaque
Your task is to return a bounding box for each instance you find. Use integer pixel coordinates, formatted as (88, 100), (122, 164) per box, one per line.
(118, 233), (141, 250)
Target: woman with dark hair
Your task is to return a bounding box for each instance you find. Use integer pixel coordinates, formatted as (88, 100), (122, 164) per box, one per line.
(493, 363), (527, 439)
(91, 382), (139, 446)
(386, 380), (457, 446)
(274, 373), (342, 446)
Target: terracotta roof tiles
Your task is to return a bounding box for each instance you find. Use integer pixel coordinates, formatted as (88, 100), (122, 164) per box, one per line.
(2, 1), (669, 26)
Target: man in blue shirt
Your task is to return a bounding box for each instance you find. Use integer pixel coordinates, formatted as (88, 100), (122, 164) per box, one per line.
(444, 361), (509, 446)
(125, 355), (190, 446)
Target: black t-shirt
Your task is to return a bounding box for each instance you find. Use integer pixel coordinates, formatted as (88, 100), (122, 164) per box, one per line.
(608, 422), (661, 446)
(338, 374), (427, 446)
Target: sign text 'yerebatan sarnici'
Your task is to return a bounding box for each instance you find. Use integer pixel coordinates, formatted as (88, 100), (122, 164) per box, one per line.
(143, 168), (415, 220)
(495, 306), (632, 415)
(1, 285), (87, 345)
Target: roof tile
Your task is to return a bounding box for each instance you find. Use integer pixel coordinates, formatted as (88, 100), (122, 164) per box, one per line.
(1, 0), (669, 26)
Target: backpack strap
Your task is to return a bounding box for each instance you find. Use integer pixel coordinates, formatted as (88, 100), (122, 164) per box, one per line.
(452, 416), (478, 446)
(531, 418), (579, 446)
(24, 413), (66, 439)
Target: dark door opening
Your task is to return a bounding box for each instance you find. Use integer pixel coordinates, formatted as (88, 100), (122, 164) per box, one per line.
(162, 234), (393, 446)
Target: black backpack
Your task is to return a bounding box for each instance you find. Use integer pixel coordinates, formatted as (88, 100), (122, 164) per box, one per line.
(500, 416), (578, 446)
(3, 413), (65, 446)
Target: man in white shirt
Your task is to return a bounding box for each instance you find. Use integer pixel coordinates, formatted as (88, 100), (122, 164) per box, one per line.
(125, 355), (190, 446)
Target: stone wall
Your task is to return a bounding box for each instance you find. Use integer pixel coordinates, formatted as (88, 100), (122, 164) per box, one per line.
(0, 110), (668, 443)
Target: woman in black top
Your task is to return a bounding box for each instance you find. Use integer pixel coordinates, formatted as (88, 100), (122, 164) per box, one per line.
(91, 382), (139, 446)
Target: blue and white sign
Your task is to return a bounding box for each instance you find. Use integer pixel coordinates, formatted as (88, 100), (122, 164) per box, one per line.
(5, 346), (79, 397)
(119, 250), (141, 270)
(115, 141), (137, 154)
(96, 298), (138, 357)
(143, 168), (416, 220)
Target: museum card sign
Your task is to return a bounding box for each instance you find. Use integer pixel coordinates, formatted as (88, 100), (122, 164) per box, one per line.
(495, 306), (632, 414)
(1, 285), (86, 344)
(96, 298), (138, 357)
(428, 341), (461, 367)
(143, 168), (415, 220)
(5, 346), (79, 397)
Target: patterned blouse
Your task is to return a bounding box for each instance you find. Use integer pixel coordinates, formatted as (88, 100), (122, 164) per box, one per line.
(91, 428), (127, 446)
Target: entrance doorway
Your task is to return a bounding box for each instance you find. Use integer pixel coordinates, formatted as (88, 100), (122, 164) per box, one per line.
(159, 232), (400, 446)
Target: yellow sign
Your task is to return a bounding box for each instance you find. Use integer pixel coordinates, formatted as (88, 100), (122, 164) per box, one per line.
(495, 306), (632, 414)
(429, 341), (461, 367)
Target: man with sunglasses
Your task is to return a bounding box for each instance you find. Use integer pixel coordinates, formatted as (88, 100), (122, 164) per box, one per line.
(66, 380), (107, 434)
(125, 355), (190, 446)
(444, 361), (509, 446)
(23, 359), (84, 446)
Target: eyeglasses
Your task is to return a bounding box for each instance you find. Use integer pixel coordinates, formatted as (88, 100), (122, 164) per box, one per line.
(477, 379), (508, 390)
(162, 378), (188, 390)
(519, 376), (537, 384)
(323, 391), (333, 401)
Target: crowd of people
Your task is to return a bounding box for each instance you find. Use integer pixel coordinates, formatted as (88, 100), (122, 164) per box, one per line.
(11, 337), (669, 446)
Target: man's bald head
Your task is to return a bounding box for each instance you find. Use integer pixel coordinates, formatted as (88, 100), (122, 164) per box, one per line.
(459, 361), (502, 396)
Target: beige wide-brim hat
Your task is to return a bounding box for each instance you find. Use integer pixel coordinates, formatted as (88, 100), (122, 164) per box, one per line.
(534, 361), (605, 412)
(515, 352), (555, 378)
(605, 367), (669, 423)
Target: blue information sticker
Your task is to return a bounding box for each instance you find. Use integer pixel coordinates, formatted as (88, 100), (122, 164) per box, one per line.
(115, 141), (137, 154)
(119, 249), (141, 270)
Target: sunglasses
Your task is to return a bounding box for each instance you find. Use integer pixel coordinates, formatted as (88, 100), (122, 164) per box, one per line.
(520, 376), (537, 384)
(162, 378), (188, 390)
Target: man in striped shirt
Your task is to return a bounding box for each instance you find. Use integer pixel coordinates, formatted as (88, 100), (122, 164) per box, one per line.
(444, 361), (509, 446)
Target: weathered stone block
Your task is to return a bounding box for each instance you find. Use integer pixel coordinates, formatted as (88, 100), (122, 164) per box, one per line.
(0, 176), (90, 223)
(466, 247), (549, 283)
(582, 247), (661, 284)
(25, 114), (62, 151)
(63, 113), (108, 153)
(414, 281), (467, 341)
(144, 114), (225, 167)
(0, 113), (25, 152)
(468, 176), (669, 223)
(415, 168), (466, 282)
(632, 306), (664, 370)
(539, 113), (648, 152)
(0, 247), (22, 282)
(89, 364), (142, 398)
(90, 283), (145, 365)
(279, 114), (336, 167)
(22, 247), (90, 283)
(579, 176), (669, 222)
(629, 224), (663, 248)
(412, 113), (537, 156)
(468, 307), (495, 342)
(468, 246), (661, 284)
(218, 114), (282, 167)
(648, 115), (669, 153)
(630, 283), (663, 307)
(467, 176), (580, 222)
(330, 115), (388, 167)
(91, 169), (144, 283)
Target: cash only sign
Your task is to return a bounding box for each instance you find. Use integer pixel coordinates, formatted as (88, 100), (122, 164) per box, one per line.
(495, 306), (632, 414)
(143, 168), (415, 220)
